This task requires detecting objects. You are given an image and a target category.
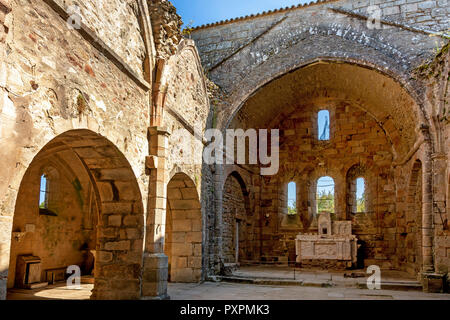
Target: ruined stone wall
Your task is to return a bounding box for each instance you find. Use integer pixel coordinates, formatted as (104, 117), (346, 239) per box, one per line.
(148, 0), (182, 59)
(165, 173), (202, 283)
(190, 0), (446, 73)
(416, 42), (450, 275)
(0, 0), (150, 299)
(338, 0), (449, 32)
(53, 0), (146, 76)
(188, 0), (449, 282)
(253, 102), (398, 267)
(221, 170), (259, 265)
(0, 0), (12, 299)
(7, 149), (98, 289)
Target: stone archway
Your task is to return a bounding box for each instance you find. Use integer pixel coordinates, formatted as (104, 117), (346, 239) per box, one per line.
(222, 171), (253, 264)
(401, 160), (423, 275)
(7, 129), (144, 300)
(165, 172), (202, 283)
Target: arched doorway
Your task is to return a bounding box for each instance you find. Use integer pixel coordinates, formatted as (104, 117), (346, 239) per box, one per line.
(165, 172), (202, 282)
(7, 130), (144, 300)
(222, 172), (252, 264)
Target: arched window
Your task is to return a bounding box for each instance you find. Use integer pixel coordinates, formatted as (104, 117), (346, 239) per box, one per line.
(39, 174), (49, 210)
(316, 176), (334, 213)
(287, 182), (297, 215)
(39, 169), (58, 216)
(318, 110), (330, 141)
(356, 177), (366, 213)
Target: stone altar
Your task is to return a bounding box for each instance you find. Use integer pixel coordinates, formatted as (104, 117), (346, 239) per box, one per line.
(295, 213), (358, 268)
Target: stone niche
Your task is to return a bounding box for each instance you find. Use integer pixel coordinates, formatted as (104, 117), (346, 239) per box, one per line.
(295, 212), (358, 268)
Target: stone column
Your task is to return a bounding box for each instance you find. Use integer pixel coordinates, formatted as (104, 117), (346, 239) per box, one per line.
(0, 0), (11, 301)
(422, 143), (434, 273)
(431, 153), (448, 276)
(141, 126), (170, 299)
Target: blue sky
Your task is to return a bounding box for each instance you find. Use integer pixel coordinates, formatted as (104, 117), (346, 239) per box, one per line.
(171, 0), (311, 27)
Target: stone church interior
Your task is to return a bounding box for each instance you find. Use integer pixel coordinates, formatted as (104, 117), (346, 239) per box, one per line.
(0, 0), (449, 301)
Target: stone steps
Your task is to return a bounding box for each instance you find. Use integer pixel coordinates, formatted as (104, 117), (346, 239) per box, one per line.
(219, 275), (423, 291)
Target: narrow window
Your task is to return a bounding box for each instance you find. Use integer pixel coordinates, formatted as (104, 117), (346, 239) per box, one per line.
(39, 173), (57, 216)
(316, 176), (334, 213)
(356, 177), (366, 213)
(39, 174), (49, 209)
(287, 182), (297, 215)
(318, 110), (330, 141)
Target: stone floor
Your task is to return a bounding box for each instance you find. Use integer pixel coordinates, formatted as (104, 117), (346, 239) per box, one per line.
(5, 266), (449, 300)
(7, 281), (450, 300)
(168, 282), (450, 300)
(228, 266), (420, 287)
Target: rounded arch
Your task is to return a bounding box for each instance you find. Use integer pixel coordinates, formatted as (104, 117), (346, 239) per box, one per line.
(316, 176), (336, 214)
(222, 170), (255, 263)
(223, 59), (433, 160)
(7, 129), (144, 300)
(165, 172), (202, 283)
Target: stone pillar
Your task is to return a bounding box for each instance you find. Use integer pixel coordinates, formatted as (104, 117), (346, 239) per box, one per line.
(422, 145), (434, 273)
(428, 152), (448, 290)
(0, 0), (11, 301)
(142, 126), (170, 299)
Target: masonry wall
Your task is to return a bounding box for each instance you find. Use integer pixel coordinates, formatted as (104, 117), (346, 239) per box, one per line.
(0, 0), (151, 299)
(0, 0), (12, 299)
(165, 173), (202, 283)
